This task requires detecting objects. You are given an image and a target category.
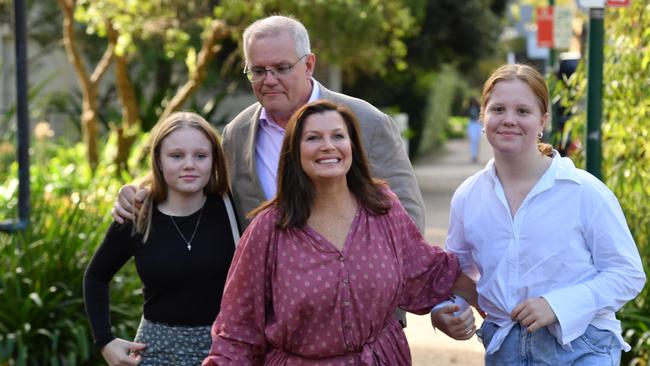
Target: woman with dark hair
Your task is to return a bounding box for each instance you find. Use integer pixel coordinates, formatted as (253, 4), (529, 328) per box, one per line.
(84, 112), (240, 365)
(203, 100), (477, 365)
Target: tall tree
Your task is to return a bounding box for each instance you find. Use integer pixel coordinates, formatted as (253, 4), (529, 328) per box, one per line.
(157, 19), (229, 125)
(215, 0), (417, 75)
(345, 0), (509, 156)
(55, 0), (416, 171)
(61, 0), (232, 172)
(107, 24), (139, 173)
(57, 0), (114, 171)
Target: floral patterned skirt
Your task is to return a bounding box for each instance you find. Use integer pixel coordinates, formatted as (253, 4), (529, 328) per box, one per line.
(133, 316), (211, 366)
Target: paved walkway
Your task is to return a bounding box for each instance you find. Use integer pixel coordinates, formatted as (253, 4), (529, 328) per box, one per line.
(405, 135), (492, 366)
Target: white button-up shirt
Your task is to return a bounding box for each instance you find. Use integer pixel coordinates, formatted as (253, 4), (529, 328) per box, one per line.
(447, 151), (645, 354)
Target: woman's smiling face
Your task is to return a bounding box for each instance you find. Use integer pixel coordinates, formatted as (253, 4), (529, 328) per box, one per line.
(299, 110), (352, 186)
(483, 79), (547, 157)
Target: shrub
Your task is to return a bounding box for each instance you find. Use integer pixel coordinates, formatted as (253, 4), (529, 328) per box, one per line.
(445, 115), (468, 139)
(0, 140), (144, 365)
(558, 3), (650, 364)
(418, 64), (462, 155)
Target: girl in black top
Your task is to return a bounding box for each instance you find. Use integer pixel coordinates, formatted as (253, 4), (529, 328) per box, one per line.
(84, 112), (238, 365)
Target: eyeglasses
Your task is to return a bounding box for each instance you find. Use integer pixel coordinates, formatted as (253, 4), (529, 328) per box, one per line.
(244, 54), (308, 83)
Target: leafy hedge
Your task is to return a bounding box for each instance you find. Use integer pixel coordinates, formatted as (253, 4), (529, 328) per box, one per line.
(557, 3), (650, 364)
(0, 141), (144, 365)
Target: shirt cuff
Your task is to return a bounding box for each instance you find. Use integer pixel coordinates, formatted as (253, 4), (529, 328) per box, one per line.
(542, 283), (597, 345)
(95, 334), (116, 350)
(431, 296), (468, 316)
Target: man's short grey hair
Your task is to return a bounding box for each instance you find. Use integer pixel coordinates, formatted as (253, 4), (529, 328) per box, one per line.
(242, 15), (311, 62)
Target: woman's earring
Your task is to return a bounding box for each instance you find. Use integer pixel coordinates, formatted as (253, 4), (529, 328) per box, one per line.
(482, 127), (485, 134)
(537, 131), (544, 139)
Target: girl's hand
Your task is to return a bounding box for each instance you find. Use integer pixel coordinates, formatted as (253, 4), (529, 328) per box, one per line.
(100, 338), (146, 366)
(511, 297), (557, 332)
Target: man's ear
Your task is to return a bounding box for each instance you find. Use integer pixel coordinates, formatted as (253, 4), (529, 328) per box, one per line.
(305, 53), (316, 77)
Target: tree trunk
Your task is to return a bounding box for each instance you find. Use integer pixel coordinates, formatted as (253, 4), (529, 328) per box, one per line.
(157, 20), (230, 125)
(109, 26), (139, 174)
(57, 0), (113, 171)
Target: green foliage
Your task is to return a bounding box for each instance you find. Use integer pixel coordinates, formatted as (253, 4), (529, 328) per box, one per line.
(446, 116), (468, 139)
(215, 0), (416, 75)
(344, 1), (506, 158)
(0, 70), (58, 143)
(0, 139), (146, 365)
(417, 65), (463, 155)
(74, 0), (213, 59)
(558, 3), (650, 364)
(406, 0), (505, 72)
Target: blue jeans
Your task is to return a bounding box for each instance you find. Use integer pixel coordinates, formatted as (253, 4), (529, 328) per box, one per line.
(478, 322), (621, 366)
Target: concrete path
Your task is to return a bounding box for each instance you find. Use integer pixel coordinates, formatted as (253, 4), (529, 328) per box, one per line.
(405, 135), (492, 366)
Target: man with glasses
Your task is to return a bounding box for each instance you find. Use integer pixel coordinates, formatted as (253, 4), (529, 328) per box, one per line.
(224, 15), (425, 233)
(111, 14), (424, 331)
(218, 14), (423, 336)
(226, 15), (424, 330)
(113, 15), (424, 233)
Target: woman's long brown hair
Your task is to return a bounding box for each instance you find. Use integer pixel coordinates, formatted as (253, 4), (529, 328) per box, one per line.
(250, 100), (390, 229)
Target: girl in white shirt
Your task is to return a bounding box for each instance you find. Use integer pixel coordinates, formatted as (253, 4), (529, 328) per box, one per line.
(433, 64), (645, 365)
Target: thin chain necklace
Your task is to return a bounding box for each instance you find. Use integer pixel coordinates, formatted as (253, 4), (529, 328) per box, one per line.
(168, 205), (204, 251)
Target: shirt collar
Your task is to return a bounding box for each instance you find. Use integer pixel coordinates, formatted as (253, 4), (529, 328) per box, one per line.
(545, 150), (582, 184)
(259, 78), (320, 129)
(486, 150), (582, 187)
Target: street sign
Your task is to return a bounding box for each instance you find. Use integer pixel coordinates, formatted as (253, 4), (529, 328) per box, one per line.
(607, 0), (630, 7)
(554, 6), (573, 50)
(537, 7), (554, 48)
(527, 30), (551, 59)
(579, 0), (606, 7)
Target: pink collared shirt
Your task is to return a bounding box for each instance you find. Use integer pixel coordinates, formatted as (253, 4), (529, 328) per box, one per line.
(255, 80), (320, 199)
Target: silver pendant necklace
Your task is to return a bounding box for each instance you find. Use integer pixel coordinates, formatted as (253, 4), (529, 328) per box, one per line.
(168, 205), (204, 251)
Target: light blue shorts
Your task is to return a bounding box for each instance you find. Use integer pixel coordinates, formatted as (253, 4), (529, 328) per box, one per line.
(478, 321), (622, 366)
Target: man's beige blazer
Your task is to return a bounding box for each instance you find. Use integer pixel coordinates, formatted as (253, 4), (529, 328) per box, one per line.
(221, 81), (426, 232)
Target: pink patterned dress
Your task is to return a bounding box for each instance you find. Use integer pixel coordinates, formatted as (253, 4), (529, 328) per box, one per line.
(203, 191), (460, 365)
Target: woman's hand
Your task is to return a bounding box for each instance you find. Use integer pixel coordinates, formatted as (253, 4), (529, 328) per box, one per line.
(100, 338), (146, 366)
(511, 297), (557, 332)
(431, 304), (476, 340)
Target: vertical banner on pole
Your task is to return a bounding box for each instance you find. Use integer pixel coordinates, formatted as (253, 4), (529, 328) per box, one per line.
(537, 7), (554, 48)
(553, 6), (573, 50)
